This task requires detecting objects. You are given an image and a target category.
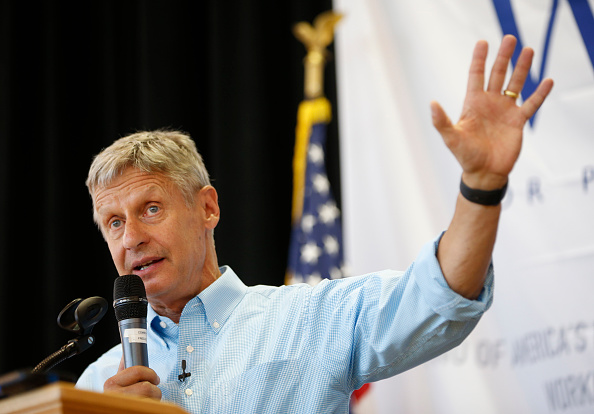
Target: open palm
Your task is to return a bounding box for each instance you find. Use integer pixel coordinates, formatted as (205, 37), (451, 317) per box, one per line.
(431, 35), (554, 190)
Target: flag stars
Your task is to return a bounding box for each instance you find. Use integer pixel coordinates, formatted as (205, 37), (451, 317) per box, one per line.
(312, 173), (330, 195)
(308, 143), (325, 165)
(301, 214), (316, 233)
(288, 115), (345, 288)
(324, 235), (340, 255)
(306, 272), (323, 286)
(288, 273), (303, 285)
(318, 202), (340, 224)
(329, 266), (343, 280)
(300, 242), (322, 264)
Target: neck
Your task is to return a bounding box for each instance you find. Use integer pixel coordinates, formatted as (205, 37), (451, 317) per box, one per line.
(151, 303), (185, 325)
(151, 260), (221, 324)
(150, 235), (221, 324)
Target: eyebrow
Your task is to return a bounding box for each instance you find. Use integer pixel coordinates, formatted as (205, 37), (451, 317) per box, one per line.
(95, 184), (167, 219)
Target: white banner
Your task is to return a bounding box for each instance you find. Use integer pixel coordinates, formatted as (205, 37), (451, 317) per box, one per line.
(334, 0), (594, 413)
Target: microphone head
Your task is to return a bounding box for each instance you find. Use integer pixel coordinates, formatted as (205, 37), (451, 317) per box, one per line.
(113, 274), (148, 322)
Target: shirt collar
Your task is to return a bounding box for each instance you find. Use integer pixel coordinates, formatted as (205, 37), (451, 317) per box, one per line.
(148, 266), (247, 333)
(196, 265), (247, 331)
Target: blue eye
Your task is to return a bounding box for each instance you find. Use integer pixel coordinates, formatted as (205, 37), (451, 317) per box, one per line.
(148, 205), (160, 214)
(110, 219), (122, 229)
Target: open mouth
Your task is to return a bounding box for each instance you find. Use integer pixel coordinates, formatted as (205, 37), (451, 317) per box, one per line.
(134, 258), (164, 271)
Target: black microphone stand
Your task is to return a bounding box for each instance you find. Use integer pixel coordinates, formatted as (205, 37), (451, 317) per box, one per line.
(32, 296), (107, 374)
(32, 334), (96, 374)
(0, 296), (108, 399)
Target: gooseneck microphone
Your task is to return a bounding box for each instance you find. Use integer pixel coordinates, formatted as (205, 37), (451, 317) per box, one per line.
(113, 274), (149, 368)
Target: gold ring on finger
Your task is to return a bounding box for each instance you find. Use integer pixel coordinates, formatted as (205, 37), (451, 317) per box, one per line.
(503, 89), (519, 99)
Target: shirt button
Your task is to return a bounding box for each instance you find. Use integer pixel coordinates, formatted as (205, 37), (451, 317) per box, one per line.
(185, 389), (193, 396)
(160, 321), (167, 329)
(186, 345), (194, 353)
(213, 321), (220, 329)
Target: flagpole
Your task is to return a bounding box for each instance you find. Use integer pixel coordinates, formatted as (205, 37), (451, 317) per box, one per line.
(290, 11), (342, 226)
(293, 11), (342, 99)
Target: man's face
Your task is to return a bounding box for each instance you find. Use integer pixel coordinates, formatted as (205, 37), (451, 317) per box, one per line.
(93, 167), (220, 309)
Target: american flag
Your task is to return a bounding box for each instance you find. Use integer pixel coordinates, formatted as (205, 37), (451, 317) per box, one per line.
(286, 97), (373, 413)
(287, 97), (345, 285)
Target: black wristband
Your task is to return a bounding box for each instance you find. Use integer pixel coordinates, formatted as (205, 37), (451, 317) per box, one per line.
(459, 179), (508, 206)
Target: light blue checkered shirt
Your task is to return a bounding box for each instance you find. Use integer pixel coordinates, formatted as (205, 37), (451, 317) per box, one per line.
(77, 236), (493, 413)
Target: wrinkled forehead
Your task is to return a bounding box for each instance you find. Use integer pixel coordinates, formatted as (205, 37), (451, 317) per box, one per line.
(91, 169), (176, 220)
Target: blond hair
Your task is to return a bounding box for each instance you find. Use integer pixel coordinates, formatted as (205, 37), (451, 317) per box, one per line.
(86, 130), (211, 207)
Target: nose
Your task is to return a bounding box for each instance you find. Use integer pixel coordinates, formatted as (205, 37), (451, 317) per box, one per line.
(122, 218), (149, 249)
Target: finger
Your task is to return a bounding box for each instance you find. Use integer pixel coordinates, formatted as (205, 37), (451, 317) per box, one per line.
(106, 366), (161, 388)
(430, 101), (453, 131)
(521, 78), (554, 119)
(487, 35), (517, 92)
(106, 380), (162, 400)
(505, 47), (534, 97)
(431, 101), (457, 148)
(466, 40), (488, 93)
(122, 381), (162, 400)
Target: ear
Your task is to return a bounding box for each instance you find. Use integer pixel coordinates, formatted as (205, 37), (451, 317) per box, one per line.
(197, 186), (220, 230)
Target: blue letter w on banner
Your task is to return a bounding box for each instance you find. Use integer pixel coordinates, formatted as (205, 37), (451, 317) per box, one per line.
(492, 0), (594, 126)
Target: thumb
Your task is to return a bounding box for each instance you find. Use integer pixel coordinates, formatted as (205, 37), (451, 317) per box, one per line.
(430, 101), (459, 150)
(430, 101), (453, 133)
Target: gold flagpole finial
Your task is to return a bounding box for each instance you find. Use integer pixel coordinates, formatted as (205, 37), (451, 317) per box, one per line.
(293, 11), (343, 99)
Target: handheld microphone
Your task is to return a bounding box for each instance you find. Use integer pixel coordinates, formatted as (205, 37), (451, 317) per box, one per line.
(113, 274), (149, 368)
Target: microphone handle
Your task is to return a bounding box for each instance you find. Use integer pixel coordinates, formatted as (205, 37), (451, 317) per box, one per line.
(118, 318), (149, 368)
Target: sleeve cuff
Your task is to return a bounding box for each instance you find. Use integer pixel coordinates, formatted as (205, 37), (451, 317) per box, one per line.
(412, 233), (494, 322)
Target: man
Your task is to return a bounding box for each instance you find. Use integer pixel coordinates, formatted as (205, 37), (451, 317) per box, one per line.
(77, 36), (553, 412)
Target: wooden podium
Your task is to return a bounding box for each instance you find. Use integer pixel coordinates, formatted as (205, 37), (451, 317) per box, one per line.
(0, 382), (189, 414)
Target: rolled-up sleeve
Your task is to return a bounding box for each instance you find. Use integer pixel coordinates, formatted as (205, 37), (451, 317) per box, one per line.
(413, 234), (494, 321)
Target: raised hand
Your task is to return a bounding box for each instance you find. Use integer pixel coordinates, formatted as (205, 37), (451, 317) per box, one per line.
(430, 35), (554, 190)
